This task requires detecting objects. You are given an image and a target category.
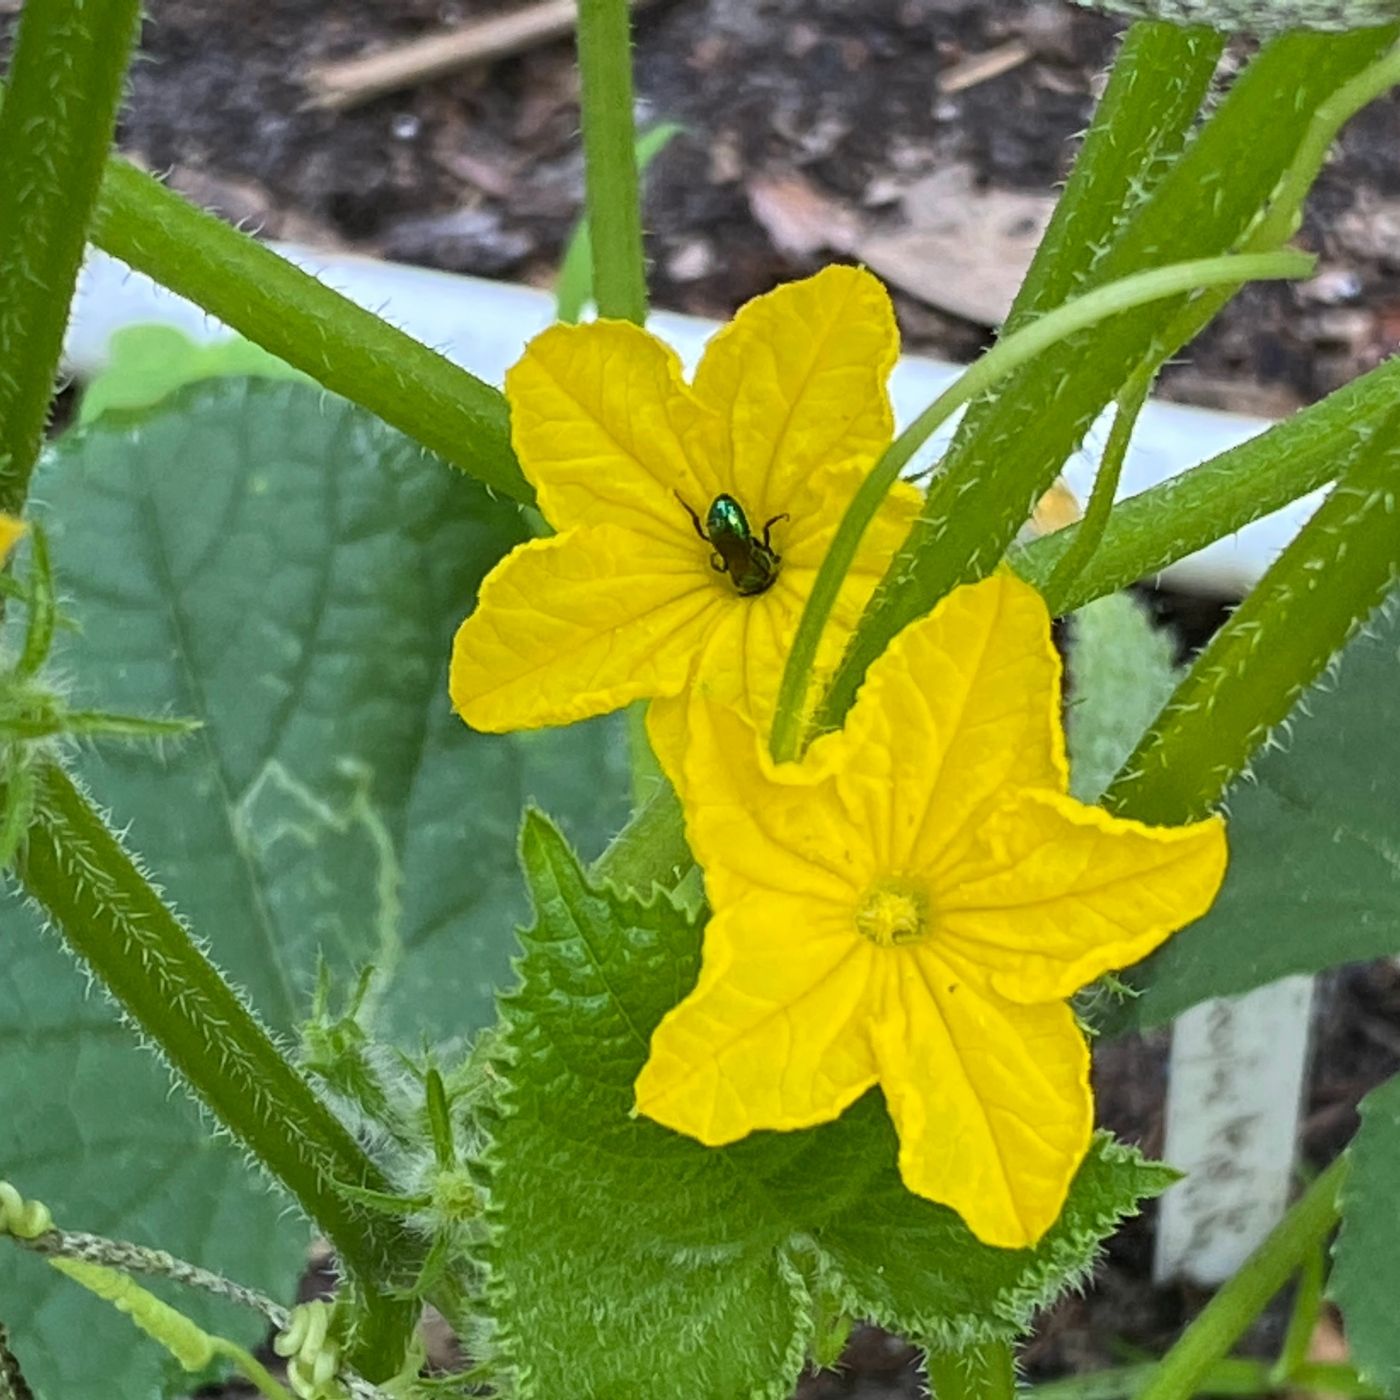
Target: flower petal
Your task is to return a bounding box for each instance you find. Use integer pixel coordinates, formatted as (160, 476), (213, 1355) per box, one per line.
(938, 789), (1228, 1003)
(0, 514), (24, 562)
(635, 895), (880, 1144)
(645, 578), (807, 797)
(838, 572), (1068, 871)
(450, 525), (720, 730)
(691, 265), (898, 527)
(507, 321), (725, 541)
(870, 952), (1092, 1248)
(667, 691), (872, 908)
(779, 470), (920, 578)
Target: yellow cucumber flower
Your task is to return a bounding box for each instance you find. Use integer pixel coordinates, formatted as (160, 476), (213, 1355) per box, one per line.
(449, 267), (917, 759)
(634, 572), (1228, 1249)
(0, 515), (24, 562)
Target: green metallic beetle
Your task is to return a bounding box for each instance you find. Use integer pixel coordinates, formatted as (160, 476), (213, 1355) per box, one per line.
(675, 492), (788, 597)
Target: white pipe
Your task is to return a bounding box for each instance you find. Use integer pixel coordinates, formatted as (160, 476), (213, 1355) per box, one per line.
(65, 244), (1320, 597)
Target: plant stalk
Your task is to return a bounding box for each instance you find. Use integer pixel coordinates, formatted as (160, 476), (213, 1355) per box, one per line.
(0, 0), (144, 511)
(12, 758), (419, 1378)
(769, 251), (1313, 761)
(574, 0), (656, 795)
(91, 159), (528, 505)
(575, 0), (648, 323)
(927, 1341), (1017, 1400)
(1129, 1159), (1348, 1400)
(1001, 23), (1225, 332)
(815, 27), (1394, 740)
(1014, 355), (1400, 613)
(1106, 406), (1400, 825)
(1042, 366), (1154, 611)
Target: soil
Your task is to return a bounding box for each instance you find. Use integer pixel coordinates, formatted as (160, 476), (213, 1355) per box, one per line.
(6, 0), (1399, 1394)
(108, 0), (1400, 411)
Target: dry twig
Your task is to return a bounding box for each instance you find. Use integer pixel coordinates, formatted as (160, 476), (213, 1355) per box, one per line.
(307, 0), (648, 112)
(937, 39), (1032, 95)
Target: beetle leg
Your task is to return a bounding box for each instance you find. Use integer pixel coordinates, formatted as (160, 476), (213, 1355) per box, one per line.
(674, 491), (710, 543)
(761, 513), (790, 548)
(710, 551), (726, 574)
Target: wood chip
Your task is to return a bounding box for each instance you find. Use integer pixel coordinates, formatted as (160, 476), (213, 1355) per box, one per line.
(306, 0), (647, 113)
(855, 163), (1055, 326)
(937, 38), (1032, 95)
(746, 172), (861, 259)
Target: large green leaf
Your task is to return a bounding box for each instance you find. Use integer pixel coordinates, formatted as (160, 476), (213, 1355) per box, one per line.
(0, 379), (629, 1397)
(78, 323), (308, 425)
(483, 815), (1173, 1400)
(1066, 591), (1180, 804)
(1331, 1071), (1400, 1393)
(1102, 591), (1400, 1033)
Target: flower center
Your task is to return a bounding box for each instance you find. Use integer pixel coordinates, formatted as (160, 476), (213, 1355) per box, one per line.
(854, 879), (930, 948)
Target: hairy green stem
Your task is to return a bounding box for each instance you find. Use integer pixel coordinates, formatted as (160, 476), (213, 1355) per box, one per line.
(1272, 1242), (1326, 1384)
(574, 0), (653, 791)
(1015, 355), (1400, 612)
(1001, 23), (1226, 332)
(768, 250), (1313, 761)
(1106, 406), (1400, 825)
(22, 1228), (288, 1328)
(1130, 1160), (1348, 1400)
(91, 159), (528, 505)
(927, 1341), (1017, 1400)
(12, 759), (418, 1378)
(576, 0), (648, 323)
(1085, 35), (1400, 436)
(1043, 368), (1154, 611)
(817, 27), (1394, 738)
(557, 123), (679, 324)
(0, 0), (143, 511)
(1254, 40), (1400, 252)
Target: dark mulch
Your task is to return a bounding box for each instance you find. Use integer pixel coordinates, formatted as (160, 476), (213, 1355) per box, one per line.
(103, 0), (1400, 411)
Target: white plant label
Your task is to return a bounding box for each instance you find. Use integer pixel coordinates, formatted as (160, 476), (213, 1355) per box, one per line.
(1155, 977), (1315, 1286)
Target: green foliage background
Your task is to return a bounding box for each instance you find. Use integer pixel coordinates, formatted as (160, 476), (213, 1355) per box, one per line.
(0, 378), (629, 1397)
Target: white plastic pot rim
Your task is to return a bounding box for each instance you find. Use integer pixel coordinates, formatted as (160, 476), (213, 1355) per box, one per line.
(66, 244), (1320, 597)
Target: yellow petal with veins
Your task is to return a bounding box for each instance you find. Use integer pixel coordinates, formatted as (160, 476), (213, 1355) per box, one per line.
(671, 695), (869, 910)
(645, 580), (802, 801)
(937, 789), (1228, 1004)
(506, 320), (726, 542)
(450, 525), (722, 731)
(691, 265), (899, 527)
(636, 894), (880, 1144)
(870, 949), (1092, 1248)
(835, 571), (1068, 871)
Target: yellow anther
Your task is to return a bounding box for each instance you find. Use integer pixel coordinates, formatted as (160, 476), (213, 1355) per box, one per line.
(855, 880), (930, 948)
